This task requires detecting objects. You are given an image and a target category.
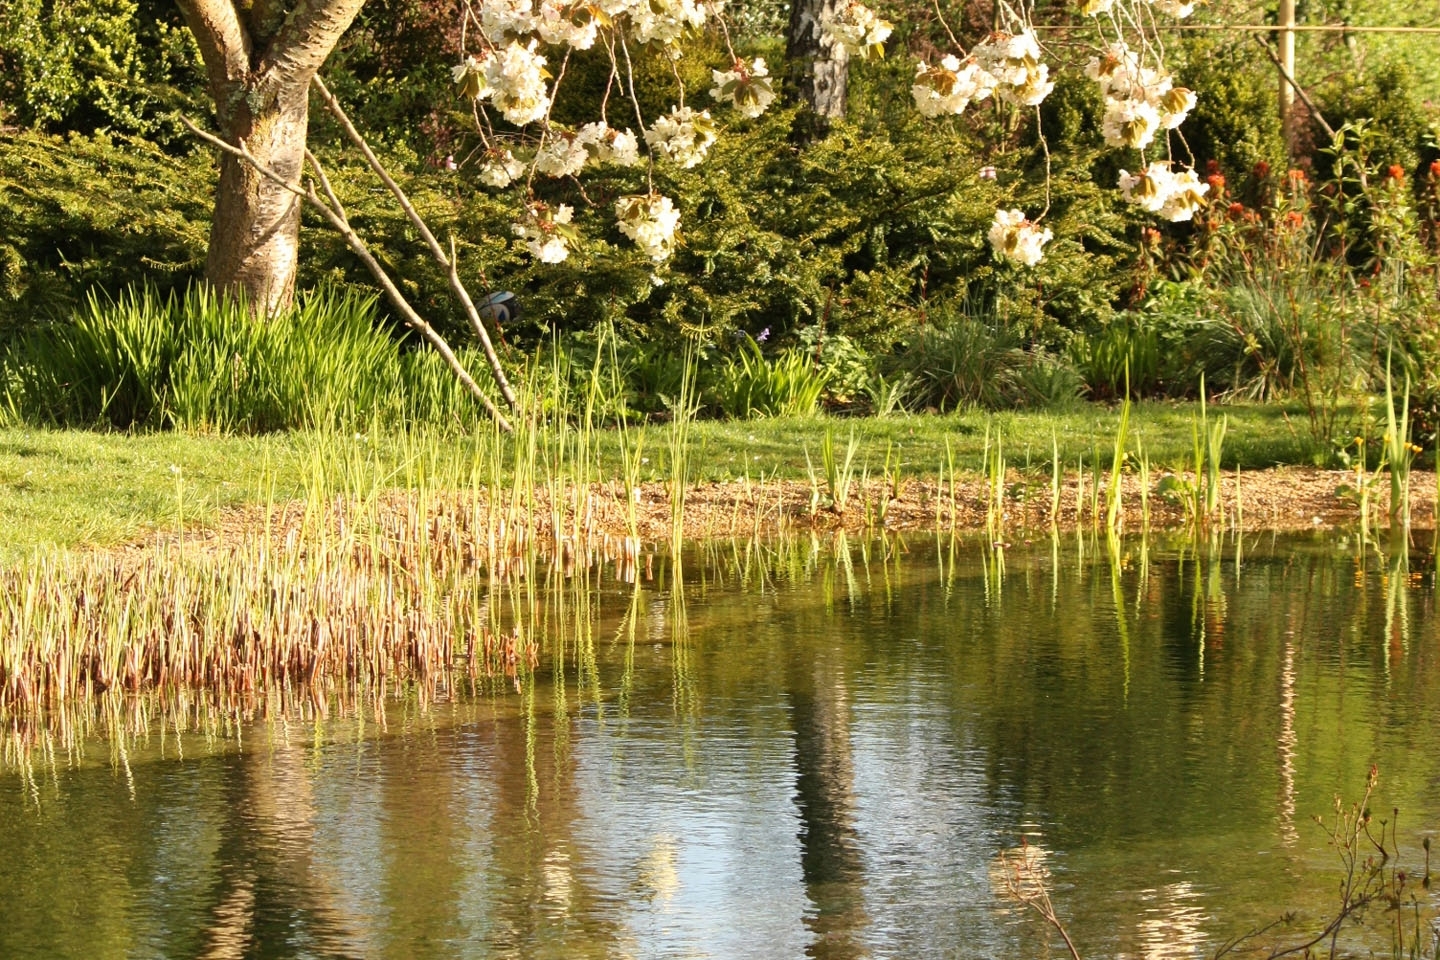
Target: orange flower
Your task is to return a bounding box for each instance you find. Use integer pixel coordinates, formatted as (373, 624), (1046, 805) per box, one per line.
(1387, 164), (1405, 182)
(1283, 210), (1303, 229)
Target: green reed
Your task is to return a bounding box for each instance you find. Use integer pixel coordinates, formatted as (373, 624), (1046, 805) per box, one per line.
(1136, 434), (1152, 535)
(1383, 358), (1415, 529)
(1199, 383), (1228, 523)
(1050, 430), (1061, 527)
(820, 426), (860, 516)
(1105, 393), (1131, 535)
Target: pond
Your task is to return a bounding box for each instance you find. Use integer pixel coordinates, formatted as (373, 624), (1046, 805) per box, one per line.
(2, 531), (1438, 959)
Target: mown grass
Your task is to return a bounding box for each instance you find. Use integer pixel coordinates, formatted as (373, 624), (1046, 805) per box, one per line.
(0, 400), (1335, 562)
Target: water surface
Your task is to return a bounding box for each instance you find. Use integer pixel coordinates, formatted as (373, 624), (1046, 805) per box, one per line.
(3, 531), (1438, 959)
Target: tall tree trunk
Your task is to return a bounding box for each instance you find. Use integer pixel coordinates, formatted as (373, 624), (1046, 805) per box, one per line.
(208, 91), (309, 314)
(784, 0), (850, 140)
(176, 0), (366, 314)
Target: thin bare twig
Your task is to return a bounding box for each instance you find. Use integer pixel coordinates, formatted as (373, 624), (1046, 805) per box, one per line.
(1000, 842), (1083, 960)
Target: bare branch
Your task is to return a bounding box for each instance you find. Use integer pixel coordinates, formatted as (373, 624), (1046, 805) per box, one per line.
(1250, 34), (1337, 141)
(174, 0), (253, 94)
(310, 74), (523, 416)
(256, 0), (368, 93)
(182, 115), (514, 434)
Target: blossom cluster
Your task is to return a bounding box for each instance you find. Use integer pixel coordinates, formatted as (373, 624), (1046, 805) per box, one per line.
(911, 55), (994, 117)
(988, 209), (1053, 266)
(644, 105), (718, 168)
(616, 193), (682, 260)
(1081, 0), (1193, 17)
(511, 201), (576, 263)
(1087, 43), (1195, 150)
(480, 0), (712, 50)
(910, 28), (1054, 118)
(1117, 162), (1209, 221)
(710, 58), (776, 119)
(972, 30), (1053, 107)
(819, 0), (893, 58)
(532, 122), (643, 179)
(479, 148), (526, 187)
(451, 40), (552, 126)
(577, 121), (642, 167)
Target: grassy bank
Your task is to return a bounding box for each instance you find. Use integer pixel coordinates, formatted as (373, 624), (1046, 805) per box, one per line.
(0, 401), (1365, 561)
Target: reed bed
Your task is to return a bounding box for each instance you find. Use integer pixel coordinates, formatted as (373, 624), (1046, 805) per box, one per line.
(3, 405), (1434, 774)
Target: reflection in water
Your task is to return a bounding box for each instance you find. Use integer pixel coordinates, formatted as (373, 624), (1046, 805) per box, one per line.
(203, 735), (377, 959)
(1133, 881), (1207, 960)
(1, 533), (1438, 960)
(789, 652), (870, 959)
(1278, 631), (1299, 846)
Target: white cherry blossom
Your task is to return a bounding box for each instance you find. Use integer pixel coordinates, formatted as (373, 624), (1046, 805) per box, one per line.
(534, 134), (589, 178)
(911, 56), (996, 117)
(710, 58), (776, 118)
(482, 0), (537, 42)
(451, 55), (493, 101)
(577, 122), (641, 166)
(616, 193), (682, 261)
(644, 106), (717, 168)
(989, 209), (1053, 266)
(513, 202), (576, 263)
(485, 40), (552, 126)
(1102, 96), (1161, 149)
(820, 1), (893, 59)
(1118, 163), (1210, 221)
(478, 148), (526, 187)
(536, 0), (600, 49)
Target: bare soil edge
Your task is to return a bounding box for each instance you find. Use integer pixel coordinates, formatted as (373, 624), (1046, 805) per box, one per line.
(108, 467), (1439, 562)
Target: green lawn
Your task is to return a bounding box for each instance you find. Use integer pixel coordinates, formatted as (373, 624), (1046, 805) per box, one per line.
(0, 400), (1338, 561)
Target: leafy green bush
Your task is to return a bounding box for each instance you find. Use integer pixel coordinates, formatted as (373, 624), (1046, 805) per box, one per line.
(1171, 36), (1287, 205)
(1311, 61), (1432, 185)
(0, 130), (211, 336)
(0, 0), (204, 138)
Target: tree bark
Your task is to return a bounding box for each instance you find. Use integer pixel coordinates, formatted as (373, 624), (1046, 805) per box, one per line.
(175, 0), (366, 315)
(784, 0), (850, 139)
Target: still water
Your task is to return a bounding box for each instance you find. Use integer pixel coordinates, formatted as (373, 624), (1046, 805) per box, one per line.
(2, 531), (1438, 959)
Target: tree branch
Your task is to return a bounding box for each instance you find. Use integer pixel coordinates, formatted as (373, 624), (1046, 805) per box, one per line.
(1251, 34), (1336, 140)
(182, 115), (515, 434)
(174, 0), (253, 94)
(256, 0), (368, 95)
(310, 74), (523, 416)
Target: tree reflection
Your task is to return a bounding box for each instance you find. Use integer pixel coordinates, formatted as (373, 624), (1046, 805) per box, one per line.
(201, 730), (376, 959)
(789, 644), (871, 958)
